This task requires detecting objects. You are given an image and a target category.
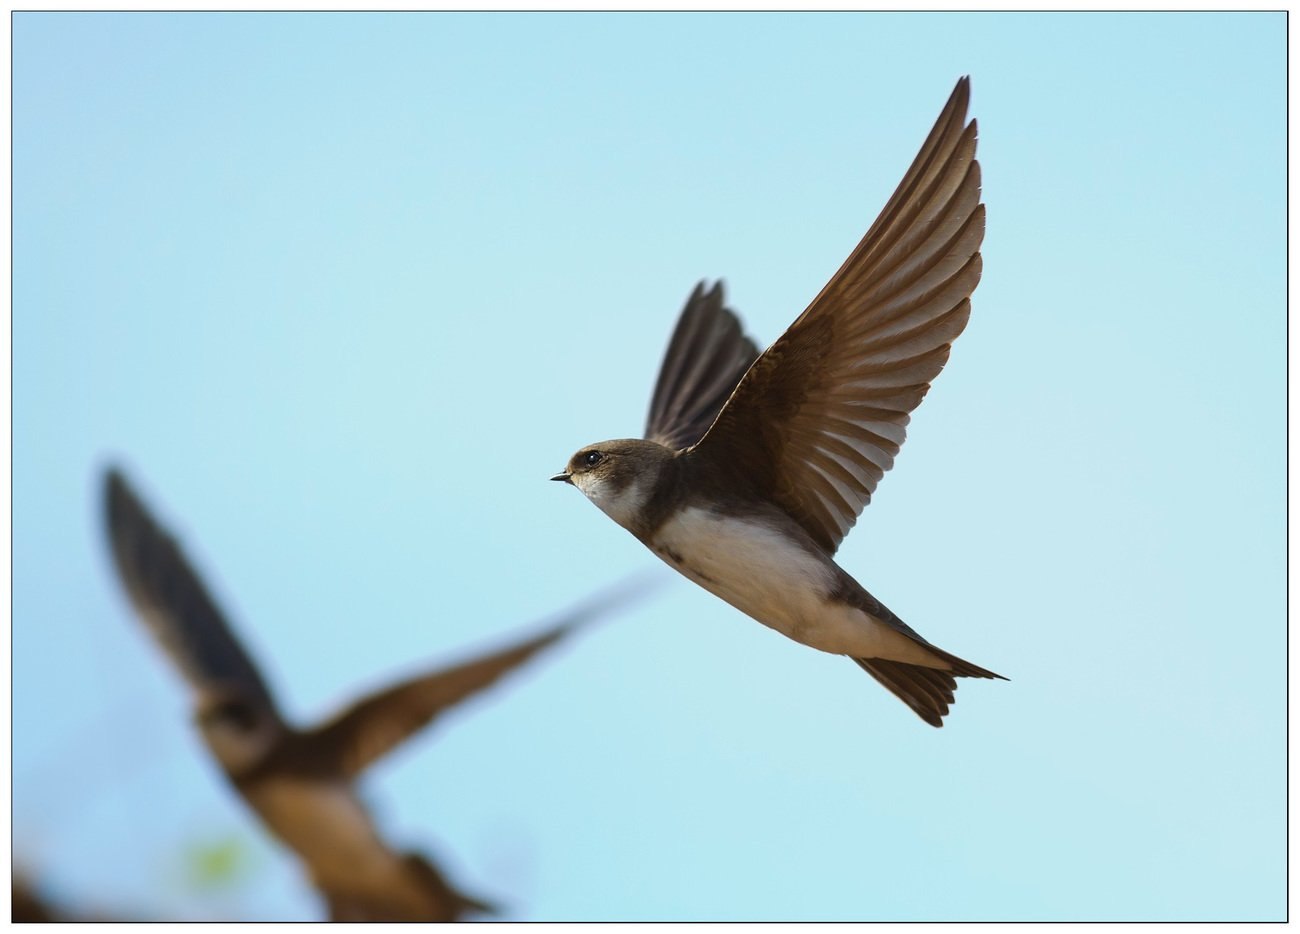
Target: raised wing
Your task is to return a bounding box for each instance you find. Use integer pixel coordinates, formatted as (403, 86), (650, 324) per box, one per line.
(688, 77), (984, 555)
(644, 281), (761, 451)
(307, 574), (660, 778)
(102, 467), (282, 721)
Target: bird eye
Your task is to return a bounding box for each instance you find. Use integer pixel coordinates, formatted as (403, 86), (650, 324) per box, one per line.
(583, 451), (604, 467)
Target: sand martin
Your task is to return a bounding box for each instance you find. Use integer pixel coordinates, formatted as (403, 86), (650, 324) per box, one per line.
(553, 77), (1003, 727)
(103, 467), (652, 920)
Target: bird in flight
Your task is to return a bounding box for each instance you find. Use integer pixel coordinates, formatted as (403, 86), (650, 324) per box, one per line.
(103, 466), (653, 920)
(553, 77), (1003, 727)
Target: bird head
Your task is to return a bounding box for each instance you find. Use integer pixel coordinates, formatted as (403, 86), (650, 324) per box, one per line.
(551, 439), (674, 532)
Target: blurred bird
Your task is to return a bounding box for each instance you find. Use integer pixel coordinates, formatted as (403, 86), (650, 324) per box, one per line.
(103, 466), (654, 921)
(11, 870), (135, 923)
(554, 77), (1004, 727)
(12, 873), (58, 922)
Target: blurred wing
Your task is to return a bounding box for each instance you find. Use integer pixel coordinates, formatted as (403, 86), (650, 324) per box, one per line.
(307, 626), (569, 779)
(102, 467), (282, 719)
(689, 77), (984, 555)
(644, 281), (761, 451)
(309, 574), (661, 778)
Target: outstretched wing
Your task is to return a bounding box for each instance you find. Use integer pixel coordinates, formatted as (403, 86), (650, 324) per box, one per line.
(688, 77), (984, 555)
(644, 281), (761, 451)
(306, 575), (660, 778)
(102, 467), (283, 721)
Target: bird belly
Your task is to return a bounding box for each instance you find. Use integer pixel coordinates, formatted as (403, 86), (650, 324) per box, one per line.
(651, 506), (941, 666)
(246, 778), (409, 894)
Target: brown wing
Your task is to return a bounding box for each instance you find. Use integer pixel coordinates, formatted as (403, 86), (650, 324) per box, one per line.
(306, 574), (660, 778)
(688, 77), (984, 555)
(102, 467), (284, 723)
(644, 280), (762, 451)
(305, 626), (569, 779)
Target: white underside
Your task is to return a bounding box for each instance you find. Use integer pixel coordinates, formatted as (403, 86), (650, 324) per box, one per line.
(573, 469), (650, 529)
(652, 506), (946, 668)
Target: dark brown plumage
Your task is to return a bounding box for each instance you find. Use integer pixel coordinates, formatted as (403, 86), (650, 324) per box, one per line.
(691, 76), (984, 556)
(645, 281), (761, 451)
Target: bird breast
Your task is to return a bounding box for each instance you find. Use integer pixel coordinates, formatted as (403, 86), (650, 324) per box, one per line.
(650, 505), (947, 666)
(651, 506), (841, 645)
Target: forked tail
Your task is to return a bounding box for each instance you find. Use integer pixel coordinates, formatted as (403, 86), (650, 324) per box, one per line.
(854, 646), (1005, 728)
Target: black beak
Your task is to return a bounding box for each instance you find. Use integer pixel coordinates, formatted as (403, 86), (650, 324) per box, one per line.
(550, 472), (573, 484)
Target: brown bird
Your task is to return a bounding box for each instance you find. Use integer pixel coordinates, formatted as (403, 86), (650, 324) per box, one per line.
(554, 77), (1004, 727)
(103, 466), (654, 920)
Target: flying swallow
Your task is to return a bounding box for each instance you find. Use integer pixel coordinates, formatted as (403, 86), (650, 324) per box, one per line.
(103, 466), (653, 920)
(553, 77), (1004, 727)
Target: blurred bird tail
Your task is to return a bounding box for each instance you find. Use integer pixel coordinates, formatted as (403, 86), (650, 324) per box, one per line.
(403, 854), (497, 920)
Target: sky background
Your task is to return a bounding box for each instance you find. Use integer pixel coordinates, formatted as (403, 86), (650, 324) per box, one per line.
(13, 11), (1285, 922)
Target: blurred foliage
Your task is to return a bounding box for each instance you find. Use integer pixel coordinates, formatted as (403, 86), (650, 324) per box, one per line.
(183, 835), (250, 892)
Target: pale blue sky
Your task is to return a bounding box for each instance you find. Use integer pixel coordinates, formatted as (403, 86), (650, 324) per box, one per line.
(13, 12), (1284, 921)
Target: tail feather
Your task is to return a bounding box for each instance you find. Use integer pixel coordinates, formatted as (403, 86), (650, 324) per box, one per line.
(402, 854), (496, 920)
(854, 649), (1006, 728)
(320, 853), (495, 922)
(922, 644), (1006, 681)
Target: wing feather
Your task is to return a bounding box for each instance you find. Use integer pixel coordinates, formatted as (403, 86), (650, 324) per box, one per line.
(305, 575), (659, 778)
(645, 281), (762, 451)
(306, 625), (570, 779)
(688, 78), (984, 554)
(102, 468), (282, 720)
